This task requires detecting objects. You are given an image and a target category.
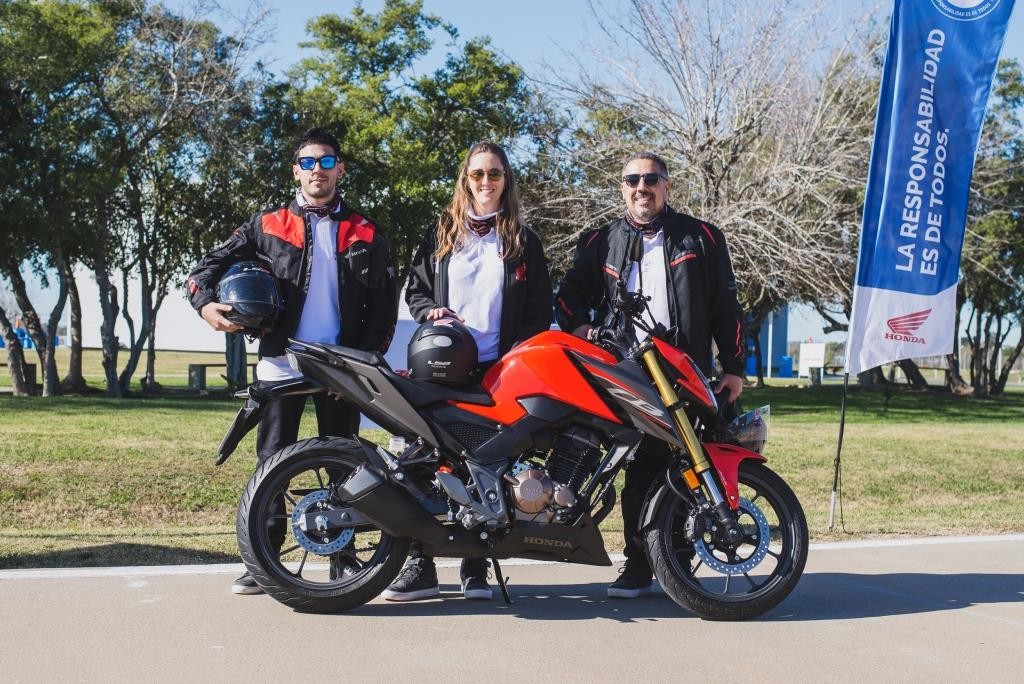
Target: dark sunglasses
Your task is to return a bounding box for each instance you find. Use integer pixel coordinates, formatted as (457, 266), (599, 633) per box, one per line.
(296, 155), (338, 171)
(622, 172), (667, 188)
(467, 168), (504, 182)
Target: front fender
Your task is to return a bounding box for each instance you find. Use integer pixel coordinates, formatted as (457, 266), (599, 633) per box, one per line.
(705, 443), (766, 510)
(640, 442), (766, 531)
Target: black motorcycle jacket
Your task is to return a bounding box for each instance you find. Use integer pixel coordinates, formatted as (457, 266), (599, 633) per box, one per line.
(405, 223), (553, 356)
(555, 207), (744, 377)
(187, 198), (398, 358)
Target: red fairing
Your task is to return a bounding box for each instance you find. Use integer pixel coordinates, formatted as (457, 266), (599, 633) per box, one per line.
(705, 443), (766, 510)
(451, 331), (622, 426)
(651, 337), (716, 410)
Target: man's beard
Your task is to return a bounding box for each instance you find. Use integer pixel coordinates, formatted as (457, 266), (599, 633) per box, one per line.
(630, 194), (658, 220)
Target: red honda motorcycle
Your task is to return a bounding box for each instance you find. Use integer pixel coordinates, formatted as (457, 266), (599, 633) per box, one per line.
(219, 282), (807, 620)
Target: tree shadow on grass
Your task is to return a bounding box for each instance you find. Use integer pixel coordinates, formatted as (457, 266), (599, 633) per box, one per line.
(0, 542), (238, 569)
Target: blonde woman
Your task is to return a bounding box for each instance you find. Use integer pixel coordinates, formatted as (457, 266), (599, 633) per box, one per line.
(387, 141), (553, 602)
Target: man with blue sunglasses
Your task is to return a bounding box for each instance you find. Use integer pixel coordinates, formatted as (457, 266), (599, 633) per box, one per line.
(186, 127), (398, 595)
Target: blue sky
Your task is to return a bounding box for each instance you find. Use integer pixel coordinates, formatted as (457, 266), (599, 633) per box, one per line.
(196, 0), (1024, 78)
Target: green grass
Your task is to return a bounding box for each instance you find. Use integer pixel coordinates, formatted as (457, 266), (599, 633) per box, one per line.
(0, 384), (1021, 568)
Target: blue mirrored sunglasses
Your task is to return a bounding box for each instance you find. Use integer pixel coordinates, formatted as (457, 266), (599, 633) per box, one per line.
(297, 155), (338, 171)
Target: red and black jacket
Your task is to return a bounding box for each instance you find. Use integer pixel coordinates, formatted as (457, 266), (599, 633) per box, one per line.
(187, 199), (397, 358)
(554, 207), (745, 377)
(405, 223), (553, 357)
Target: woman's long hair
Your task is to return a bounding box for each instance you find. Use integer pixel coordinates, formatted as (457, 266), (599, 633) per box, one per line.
(435, 141), (524, 261)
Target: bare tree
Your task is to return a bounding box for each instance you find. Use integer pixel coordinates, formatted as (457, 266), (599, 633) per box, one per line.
(527, 0), (883, 382)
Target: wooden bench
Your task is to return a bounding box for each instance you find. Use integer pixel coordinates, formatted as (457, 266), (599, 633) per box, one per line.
(188, 363), (257, 391)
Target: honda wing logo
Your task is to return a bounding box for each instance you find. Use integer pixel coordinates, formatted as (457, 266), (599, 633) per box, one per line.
(884, 309), (931, 344)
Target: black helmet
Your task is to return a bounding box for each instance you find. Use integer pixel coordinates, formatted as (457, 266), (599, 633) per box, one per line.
(408, 318), (478, 386)
(217, 260), (283, 337)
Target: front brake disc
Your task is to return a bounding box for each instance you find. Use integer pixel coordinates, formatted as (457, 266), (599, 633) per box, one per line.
(689, 497), (770, 575)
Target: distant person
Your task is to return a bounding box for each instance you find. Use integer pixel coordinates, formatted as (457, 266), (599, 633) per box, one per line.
(186, 127), (398, 595)
(388, 140), (553, 602)
(555, 151), (744, 598)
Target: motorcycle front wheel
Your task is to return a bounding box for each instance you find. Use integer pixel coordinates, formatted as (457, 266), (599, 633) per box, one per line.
(645, 460), (808, 620)
(236, 436), (410, 613)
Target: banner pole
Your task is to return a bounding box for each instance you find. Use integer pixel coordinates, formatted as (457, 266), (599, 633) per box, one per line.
(828, 372), (850, 531)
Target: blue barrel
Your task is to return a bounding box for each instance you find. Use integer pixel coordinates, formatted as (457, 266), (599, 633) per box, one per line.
(778, 355), (794, 378)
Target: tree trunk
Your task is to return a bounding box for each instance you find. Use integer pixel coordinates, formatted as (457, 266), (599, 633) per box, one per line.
(991, 334), (1024, 396)
(0, 304), (30, 395)
(971, 313), (986, 397)
(945, 352), (970, 394)
(61, 269), (87, 393)
(40, 246), (70, 396)
(225, 332), (248, 391)
(143, 323), (159, 394)
(896, 358), (930, 389)
(4, 267), (50, 372)
(92, 241), (123, 397)
(985, 314), (1003, 393)
(857, 366), (887, 386)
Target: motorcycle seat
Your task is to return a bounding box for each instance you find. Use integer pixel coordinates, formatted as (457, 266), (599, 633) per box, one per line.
(395, 376), (494, 407)
(316, 343), (387, 368)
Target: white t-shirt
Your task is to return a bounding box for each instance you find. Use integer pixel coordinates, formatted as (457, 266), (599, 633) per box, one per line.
(257, 199), (341, 381)
(626, 230), (671, 340)
(448, 225), (504, 362)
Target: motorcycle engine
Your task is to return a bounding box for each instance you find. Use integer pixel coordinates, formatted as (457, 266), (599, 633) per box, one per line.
(508, 427), (603, 524)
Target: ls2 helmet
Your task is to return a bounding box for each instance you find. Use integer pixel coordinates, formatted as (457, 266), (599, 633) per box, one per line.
(216, 260), (283, 337)
(407, 318), (478, 386)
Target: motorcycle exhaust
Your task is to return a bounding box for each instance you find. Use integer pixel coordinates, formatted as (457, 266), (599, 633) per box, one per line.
(337, 464), (488, 557)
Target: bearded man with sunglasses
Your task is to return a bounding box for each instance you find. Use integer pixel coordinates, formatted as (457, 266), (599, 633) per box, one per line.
(186, 127), (397, 596)
(555, 151), (745, 599)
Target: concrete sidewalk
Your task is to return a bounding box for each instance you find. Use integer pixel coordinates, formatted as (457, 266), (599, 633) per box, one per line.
(1, 536), (1022, 682)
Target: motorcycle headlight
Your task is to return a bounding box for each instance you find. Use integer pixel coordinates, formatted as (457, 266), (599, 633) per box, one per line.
(725, 405), (770, 454)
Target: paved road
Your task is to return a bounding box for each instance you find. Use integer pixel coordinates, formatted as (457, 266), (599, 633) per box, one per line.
(1, 536), (1022, 682)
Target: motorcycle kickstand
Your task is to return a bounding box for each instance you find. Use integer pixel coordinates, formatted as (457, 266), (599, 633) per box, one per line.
(490, 557), (513, 605)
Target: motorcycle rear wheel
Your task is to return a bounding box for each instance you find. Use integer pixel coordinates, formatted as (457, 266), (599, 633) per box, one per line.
(236, 436), (410, 613)
(646, 461), (808, 620)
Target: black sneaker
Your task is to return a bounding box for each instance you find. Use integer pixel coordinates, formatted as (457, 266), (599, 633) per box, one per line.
(329, 552), (360, 581)
(232, 572), (264, 595)
(607, 561), (653, 599)
(460, 559), (493, 600)
(381, 557), (439, 601)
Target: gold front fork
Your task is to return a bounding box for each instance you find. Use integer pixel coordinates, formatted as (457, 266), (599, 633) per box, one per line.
(640, 347), (725, 505)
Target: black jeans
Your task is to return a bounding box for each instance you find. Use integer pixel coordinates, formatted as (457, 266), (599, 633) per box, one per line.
(256, 385), (359, 462)
(255, 384), (359, 551)
(403, 359), (497, 580)
(619, 437), (672, 569)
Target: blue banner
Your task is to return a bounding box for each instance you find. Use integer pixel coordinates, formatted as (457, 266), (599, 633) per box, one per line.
(846, 0), (1015, 375)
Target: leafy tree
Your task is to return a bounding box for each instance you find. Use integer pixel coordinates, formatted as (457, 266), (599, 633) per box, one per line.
(0, 0), (124, 395)
(285, 0), (538, 280)
(77, 1), (267, 396)
(959, 60), (1024, 396)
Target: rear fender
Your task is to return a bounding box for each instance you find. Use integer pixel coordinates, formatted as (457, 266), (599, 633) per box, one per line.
(639, 442), (766, 530)
(215, 377), (325, 465)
